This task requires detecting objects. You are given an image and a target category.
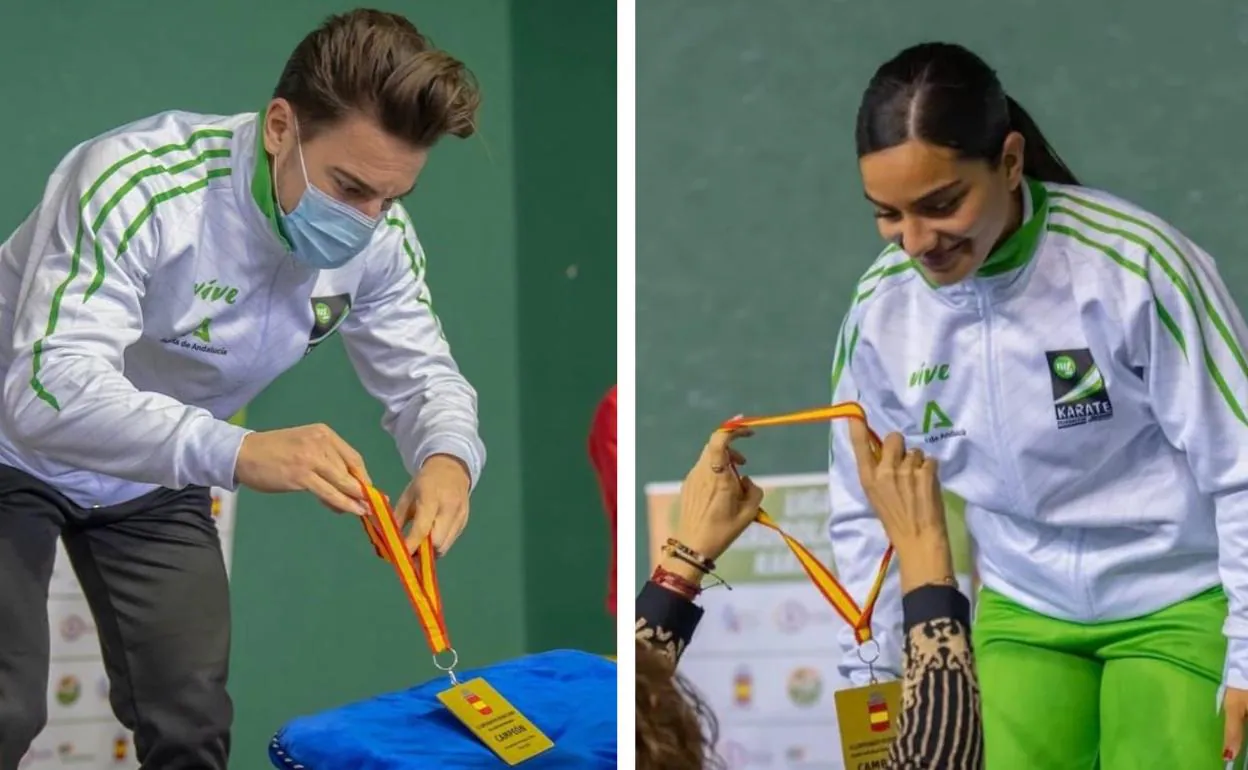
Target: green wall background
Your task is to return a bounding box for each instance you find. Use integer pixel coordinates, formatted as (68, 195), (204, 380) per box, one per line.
(0, 2), (615, 767)
(636, 0), (1248, 578)
(512, 2), (618, 652)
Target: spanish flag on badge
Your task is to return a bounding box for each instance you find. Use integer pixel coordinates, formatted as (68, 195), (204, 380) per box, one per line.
(462, 689), (493, 717)
(867, 690), (890, 732)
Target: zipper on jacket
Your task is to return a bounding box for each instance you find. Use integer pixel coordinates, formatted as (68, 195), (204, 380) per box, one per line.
(975, 282), (1027, 515)
(1072, 527), (1093, 619)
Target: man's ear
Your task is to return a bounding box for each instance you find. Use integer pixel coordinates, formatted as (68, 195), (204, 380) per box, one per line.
(263, 98), (295, 156)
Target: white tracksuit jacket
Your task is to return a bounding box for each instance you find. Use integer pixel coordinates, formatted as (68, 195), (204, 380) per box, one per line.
(828, 178), (1248, 693)
(0, 110), (485, 508)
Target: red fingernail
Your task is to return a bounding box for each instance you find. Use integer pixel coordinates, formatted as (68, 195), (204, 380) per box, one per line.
(1224, 749), (1234, 761)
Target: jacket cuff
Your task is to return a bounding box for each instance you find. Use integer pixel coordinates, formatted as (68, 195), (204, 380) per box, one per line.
(413, 433), (484, 490)
(635, 581), (703, 646)
(1225, 638), (1248, 690)
(902, 584), (971, 634)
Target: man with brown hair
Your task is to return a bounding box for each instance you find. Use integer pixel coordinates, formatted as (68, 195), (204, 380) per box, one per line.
(0, 9), (485, 769)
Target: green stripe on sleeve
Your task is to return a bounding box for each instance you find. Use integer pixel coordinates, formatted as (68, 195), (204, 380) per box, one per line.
(29, 129), (234, 411)
(116, 167), (232, 260)
(86, 148), (231, 300)
(1047, 220), (1247, 425)
(384, 209), (443, 336)
(1052, 191), (1248, 393)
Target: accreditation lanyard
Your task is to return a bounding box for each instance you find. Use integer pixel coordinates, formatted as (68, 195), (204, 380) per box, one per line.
(353, 474), (459, 683)
(719, 402), (893, 645)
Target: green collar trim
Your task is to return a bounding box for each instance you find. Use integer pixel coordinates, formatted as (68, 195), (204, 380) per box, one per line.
(250, 108), (292, 250)
(977, 178), (1048, 277)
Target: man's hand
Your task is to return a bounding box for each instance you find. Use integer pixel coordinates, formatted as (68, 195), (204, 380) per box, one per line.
(235, 424), (371, 514)
(396, 454), (472, 556)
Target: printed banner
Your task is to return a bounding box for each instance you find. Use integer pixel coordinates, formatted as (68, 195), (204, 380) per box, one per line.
(23, 414), (243, 769)
(645, 473), (973, 770)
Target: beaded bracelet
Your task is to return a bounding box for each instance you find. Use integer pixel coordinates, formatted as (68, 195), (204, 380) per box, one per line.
(651, 565), (702, 600)
(663, 538), (715, 572)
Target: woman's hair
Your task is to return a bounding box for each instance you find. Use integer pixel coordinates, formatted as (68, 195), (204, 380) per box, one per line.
(635, 641), (723, 770)
(855, 42), (1078, 185)
(273, 9), (480, 148)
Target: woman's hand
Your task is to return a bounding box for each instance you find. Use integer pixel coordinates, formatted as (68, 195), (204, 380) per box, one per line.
(671, 427), (764, 568)
(1223, 686), (1248, 763)
(848, 419), (955, 592)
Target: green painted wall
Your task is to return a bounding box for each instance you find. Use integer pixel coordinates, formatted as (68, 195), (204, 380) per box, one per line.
(0, 2), (614, 767)
(636, 0), (1248, 582)
(512, 0), (618, 655)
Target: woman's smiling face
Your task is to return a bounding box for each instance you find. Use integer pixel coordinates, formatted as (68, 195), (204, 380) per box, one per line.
(859, 133), (1025, 286)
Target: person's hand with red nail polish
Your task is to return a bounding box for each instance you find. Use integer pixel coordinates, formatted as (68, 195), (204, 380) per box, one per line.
(1224, 687), (1248, 763)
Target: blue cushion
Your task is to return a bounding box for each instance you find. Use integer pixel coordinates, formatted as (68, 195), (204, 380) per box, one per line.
(269, 649), (616, 769)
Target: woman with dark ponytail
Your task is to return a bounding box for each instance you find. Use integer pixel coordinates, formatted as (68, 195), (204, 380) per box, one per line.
(828, 41), (1248, 769)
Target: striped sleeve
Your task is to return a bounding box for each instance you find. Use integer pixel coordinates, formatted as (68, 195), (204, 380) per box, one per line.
(889, 585), (983, 769)
(338, 204), (485, 488)
(0, 129), (249, 490)
(1049, 189), (1248, 693)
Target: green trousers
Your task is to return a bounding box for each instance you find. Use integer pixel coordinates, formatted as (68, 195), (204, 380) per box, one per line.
(974, 585), (1235, 769)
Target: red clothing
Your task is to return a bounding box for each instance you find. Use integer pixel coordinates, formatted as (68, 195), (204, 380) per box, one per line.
(588, 386), (617, 615)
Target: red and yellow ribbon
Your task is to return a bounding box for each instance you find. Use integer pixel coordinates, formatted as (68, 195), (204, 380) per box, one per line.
(354, 475), (450, 655)
(720, 401), (893, 644)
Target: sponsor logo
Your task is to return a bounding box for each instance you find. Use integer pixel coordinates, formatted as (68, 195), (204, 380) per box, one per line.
(1046, 348), (1113, 429)
(785, 745), (807, 762)
(55, 675), (81, 706)
(719, 740), (774, 769)
(721, 604), (759, 633)
(772, 599), (834, 633)
(59, 614), (92, 642)
(920, 399), (966, 443)
(908, 361), (950, 388)
(785, 667), (822, 707)
(306, 294), (353, 354)
(56, 743), (97, 764)
(160, 318), (228, 356)
(193, 279), (240, 305)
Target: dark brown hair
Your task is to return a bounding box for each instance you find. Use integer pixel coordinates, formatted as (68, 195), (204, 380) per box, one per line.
(635, 641), (723, 770)
(274, 8), (481, 148)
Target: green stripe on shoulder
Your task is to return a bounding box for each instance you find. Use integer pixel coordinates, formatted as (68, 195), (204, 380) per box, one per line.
(1047, 203), (1248, 425)
(1051, 192), (1248, 418)
(1045, 221), (1186, 360)
(84, 130), (234, 300)
(383, 204), (426, 279)
(29, 127), (234, 412)
(829, 320), (860, 397)
(828, 245), (910, 400)
(383, 205), (442, 337)
(853, 244), (914, 305)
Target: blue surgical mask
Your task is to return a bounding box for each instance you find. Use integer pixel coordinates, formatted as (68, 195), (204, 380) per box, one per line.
(276, 124), (380, 270)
